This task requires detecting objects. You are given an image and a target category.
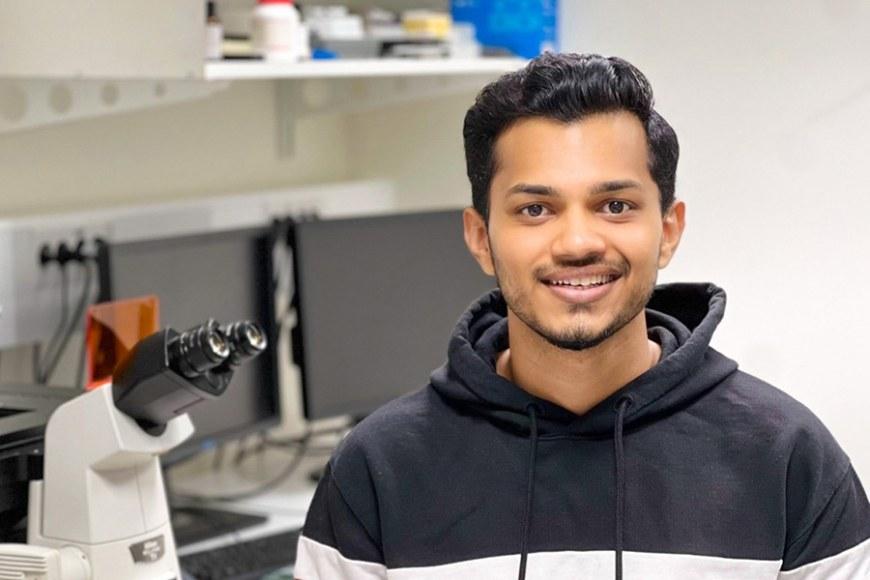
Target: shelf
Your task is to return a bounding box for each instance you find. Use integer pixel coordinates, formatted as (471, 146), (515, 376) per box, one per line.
(204, 57), (526, 81)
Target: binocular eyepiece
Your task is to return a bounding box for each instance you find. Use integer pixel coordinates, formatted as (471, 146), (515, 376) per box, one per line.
(113, 318), (268, 434)
(168, 319), (267, 378)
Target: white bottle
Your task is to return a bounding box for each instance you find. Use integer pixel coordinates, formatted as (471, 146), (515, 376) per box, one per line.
(252, 0), (300, 62)
(205, 1), (223, 60)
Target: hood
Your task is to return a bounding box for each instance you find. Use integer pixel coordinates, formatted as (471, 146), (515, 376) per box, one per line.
(430, 282), (739, 439)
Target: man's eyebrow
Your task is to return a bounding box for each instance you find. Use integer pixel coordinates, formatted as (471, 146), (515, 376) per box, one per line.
(506, 183), (558, 196)
(589, 180), (643, 195)
(505, 180), (643, 197)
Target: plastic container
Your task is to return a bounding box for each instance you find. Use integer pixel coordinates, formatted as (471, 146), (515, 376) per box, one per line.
(205, 1), (223, 60)
(252, 0), (301, 61)
(451, 0), (558, 58)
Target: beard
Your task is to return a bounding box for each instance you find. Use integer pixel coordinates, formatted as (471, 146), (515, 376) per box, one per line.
(490, 246), (656, 352)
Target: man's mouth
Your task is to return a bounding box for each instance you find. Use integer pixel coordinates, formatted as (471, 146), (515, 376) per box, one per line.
(543, 273), (620, 289)
(539, 270), (622, 304)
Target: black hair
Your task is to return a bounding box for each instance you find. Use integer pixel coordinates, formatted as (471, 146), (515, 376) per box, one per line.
(463, 52), (679, 220)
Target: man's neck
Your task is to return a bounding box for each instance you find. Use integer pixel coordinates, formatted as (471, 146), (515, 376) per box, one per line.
(495, 312), (661, 416)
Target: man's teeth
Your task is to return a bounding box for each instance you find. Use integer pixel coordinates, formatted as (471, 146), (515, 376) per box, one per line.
(549, 275), (615, 288)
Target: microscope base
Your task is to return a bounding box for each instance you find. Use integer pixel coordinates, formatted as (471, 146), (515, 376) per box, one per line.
(29, 480), (182, 580)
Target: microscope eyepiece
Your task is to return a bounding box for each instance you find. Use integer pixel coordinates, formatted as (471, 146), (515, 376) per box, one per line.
(113, 318), (268, 434)
(168, 320), (230, 378)
(222, 321), (268, 368)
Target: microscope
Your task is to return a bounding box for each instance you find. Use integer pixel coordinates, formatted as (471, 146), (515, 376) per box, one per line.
(0, 319), (267, 579)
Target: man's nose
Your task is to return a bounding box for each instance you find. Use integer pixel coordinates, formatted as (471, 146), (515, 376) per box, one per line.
(550, 208), (606, 261)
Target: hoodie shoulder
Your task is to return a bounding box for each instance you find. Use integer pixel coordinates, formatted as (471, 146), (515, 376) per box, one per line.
(719, 368), (849, 460)
(713, 368), (856, 543)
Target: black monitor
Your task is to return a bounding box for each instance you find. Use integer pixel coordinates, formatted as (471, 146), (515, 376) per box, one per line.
(290, 209), (495, 421)
(105, 227), (279, 465)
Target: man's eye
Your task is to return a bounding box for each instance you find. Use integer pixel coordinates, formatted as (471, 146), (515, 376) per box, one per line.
(604, 200), (632, 215)
(520, 204), (547, 218)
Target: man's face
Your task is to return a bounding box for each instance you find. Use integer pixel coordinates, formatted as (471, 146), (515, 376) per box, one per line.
(464, 112), (685, 351)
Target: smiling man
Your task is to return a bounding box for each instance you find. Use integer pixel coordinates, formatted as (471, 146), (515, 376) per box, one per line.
(294, 53), (870, 580)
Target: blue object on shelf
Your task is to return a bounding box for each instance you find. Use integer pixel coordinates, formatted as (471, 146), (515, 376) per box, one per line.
(312, 48), (338, 60)
(451, 0), (558, 59)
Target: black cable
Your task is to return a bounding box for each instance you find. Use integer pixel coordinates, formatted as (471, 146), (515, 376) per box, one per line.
(171, 432), (312, 503)
(263, 423), (350, 448)
(41, 260), (93, 385)
(36, 266), (70, 383)
(74, 260), (94, 389)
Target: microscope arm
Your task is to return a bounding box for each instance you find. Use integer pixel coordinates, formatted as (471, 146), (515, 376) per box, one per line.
(0, 543), (91, 580)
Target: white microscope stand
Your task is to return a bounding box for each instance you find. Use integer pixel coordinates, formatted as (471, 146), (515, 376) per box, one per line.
(0, 384), (194, 580)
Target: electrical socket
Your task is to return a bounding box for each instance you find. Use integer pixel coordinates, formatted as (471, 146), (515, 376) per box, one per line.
(0, 218), (109, 349)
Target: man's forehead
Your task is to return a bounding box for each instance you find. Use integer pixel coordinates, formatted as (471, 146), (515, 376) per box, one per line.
(490, 113), (653, 192)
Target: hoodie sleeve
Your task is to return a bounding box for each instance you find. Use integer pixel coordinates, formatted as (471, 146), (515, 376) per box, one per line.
(295, 462), (387, 580)
(777, 461), (870, 578)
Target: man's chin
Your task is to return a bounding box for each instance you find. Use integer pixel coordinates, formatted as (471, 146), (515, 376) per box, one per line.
(531, 322), (611, 352)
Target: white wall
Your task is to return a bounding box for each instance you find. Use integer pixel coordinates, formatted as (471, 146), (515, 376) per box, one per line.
(0, 81), (350, 216)
(347, 91), (475, 211)
(562, 1), (870, 481)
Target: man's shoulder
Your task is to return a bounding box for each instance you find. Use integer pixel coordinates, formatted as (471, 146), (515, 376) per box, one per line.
(715, 365), (850, 465)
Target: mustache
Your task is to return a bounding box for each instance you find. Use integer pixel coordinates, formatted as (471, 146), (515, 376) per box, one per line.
(533, 256), (628, 279)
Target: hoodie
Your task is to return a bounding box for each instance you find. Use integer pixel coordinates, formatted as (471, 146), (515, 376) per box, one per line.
(295, 283), (870, 579)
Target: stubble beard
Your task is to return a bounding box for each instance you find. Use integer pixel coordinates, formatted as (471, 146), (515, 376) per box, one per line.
(490, 247), (657, 352)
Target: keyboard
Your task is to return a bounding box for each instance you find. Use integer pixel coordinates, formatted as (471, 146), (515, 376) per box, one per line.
(179, 528), (301, 580)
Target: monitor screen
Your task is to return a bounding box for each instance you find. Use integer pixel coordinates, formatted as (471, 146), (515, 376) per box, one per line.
(292, 209), (495, 420)
(107, 227), (279, 461)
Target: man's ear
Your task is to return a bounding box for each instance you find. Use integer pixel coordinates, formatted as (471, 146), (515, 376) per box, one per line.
(658, 200), (686, 269)
(463, 207), (495, 276)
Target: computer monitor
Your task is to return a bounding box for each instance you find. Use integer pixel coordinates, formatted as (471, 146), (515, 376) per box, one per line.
(105, 227), (279, 464)
(290, 209), (495, 421)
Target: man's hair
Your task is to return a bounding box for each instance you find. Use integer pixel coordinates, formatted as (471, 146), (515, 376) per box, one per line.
(463, 52), (679, 220)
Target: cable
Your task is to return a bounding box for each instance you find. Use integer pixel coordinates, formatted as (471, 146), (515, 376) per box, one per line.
(263, 423), (350, 448)
(41, 260), (94, 385)
(171, 431), (313, 504)
(40, 261), (91, 383)
(36, 266), (70, 383)
(74, 260), (94, 389)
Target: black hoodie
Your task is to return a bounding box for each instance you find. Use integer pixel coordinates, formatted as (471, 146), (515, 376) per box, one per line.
(296, 283), (870, 579)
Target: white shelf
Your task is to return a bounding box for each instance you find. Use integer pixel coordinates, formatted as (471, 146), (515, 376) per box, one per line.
(204, 57), (526, 81)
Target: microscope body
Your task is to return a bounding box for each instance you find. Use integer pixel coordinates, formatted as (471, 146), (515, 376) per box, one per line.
(27, 384), (192, 580)
(0, 319), (266, 580)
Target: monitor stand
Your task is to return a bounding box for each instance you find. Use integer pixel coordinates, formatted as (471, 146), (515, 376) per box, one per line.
(171, 505), (267, 547)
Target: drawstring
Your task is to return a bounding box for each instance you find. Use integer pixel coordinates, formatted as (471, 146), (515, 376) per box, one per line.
(614, 395), (633, 580)
(517, 404), (540, 580)
(516, 397), (631, 580)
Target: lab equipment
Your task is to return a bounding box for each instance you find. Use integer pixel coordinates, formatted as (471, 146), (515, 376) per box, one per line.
(0, 318), (267, 579)
(103, 227), (280, 465)
(103, 226), (281, 544)
(0, 383), (74, 543)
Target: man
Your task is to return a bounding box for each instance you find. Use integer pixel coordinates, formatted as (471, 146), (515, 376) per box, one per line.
(294, 53), (870, 579)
